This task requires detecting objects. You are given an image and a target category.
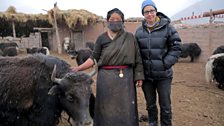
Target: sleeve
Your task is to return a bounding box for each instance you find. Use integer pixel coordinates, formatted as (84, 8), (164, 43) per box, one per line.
(163, 24), (182, 69)
(133, 35), (145, 81)
(90, 35), (102, 62)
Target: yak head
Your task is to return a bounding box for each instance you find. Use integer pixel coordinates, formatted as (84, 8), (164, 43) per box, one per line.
(48, 65), (95, 126)
(67, 50), (78, 59)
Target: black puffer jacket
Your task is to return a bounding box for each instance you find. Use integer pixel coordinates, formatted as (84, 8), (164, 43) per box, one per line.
(135, 12), (181, 80)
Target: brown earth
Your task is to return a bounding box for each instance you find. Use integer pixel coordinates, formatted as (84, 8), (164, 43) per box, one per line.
(138, 59), (224, 126)
(46, 53), (224, 126)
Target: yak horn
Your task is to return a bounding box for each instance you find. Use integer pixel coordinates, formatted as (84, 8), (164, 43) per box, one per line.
(51, 65), (62, 84)
(88, 59), (98, 77)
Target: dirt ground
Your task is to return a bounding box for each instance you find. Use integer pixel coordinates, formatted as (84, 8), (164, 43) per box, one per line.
(47, 53), (224, 126)
(138, 59), (224, 126)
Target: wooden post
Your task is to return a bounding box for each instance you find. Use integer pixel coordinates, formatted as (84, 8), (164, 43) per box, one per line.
(12, 21), (16, 38)
(53, 3), (62, 54)
(209, 9), (214, 24)
(208, 9), (213, 56)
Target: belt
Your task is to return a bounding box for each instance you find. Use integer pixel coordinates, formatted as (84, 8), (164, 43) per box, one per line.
(101, 65), (129, 78)
(101, 65), (129, 70)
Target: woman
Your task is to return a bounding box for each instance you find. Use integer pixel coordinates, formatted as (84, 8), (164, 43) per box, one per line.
(71, 8), (144, 126)
(135, 0), (182, 126)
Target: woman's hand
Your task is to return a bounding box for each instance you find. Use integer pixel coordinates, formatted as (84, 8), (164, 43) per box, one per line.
(70, 58), (95, 72)
(136, 80), (143, 87)
(70, 66), (80, 72)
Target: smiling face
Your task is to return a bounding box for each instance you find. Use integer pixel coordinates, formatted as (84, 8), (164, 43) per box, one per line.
(143, 5), (157, 25)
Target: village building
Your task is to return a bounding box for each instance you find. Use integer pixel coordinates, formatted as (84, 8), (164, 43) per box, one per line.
(0, 5), (143, 54)
(0, 5), (224, 62)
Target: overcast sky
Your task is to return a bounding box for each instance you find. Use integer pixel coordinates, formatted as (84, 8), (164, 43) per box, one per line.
(0, 0), (202, 18)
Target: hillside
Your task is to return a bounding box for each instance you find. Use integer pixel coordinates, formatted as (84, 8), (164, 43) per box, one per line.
(171, 0), (224, 21)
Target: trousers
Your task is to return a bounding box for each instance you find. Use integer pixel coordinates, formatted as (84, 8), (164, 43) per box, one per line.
(142, 78), (172, 126)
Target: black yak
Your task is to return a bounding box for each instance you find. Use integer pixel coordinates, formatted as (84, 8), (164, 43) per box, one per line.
(0, 42), (18, 51)
(68, 48), (93, 66)
(180, 43), (201, 62)
(85, 42), (95, 51)
(0, 54), (95, 126)
(212, 45), (224, 55)
(0, 42), (18, 57)
(205, 53), (224, 89)
(26, 47), (50, 55)
(64, 41), (75, 53)
(1, 46), (18, 56)
(0, 49), (2, 56)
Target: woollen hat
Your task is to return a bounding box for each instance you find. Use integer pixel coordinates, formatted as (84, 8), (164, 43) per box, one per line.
(107, 8), (124, 22)
(141, 0), (157, 15)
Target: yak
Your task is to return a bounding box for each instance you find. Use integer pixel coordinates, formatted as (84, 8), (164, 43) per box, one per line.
(1, 46), (18, 56)
(180, 43), (201, 62)
(0, 54), (95, 126)
(68, 48), (93, 66)
(85, 42), (95, 51)
(64, 41), (75, 53)
(212, 45), (224, 55)
(26, 47), (50, 55)
(0, 49), (2, 56)
(0, 42), (18, 57)
(0, 42), (18, 51)
(205, 53), (224, 89)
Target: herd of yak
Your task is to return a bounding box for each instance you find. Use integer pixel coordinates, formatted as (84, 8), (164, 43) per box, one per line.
(179, 42), (224, 90)
(0, 41), (223, 126)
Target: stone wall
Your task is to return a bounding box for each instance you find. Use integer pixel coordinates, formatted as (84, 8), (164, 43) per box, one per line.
(0, 32), (42, 48)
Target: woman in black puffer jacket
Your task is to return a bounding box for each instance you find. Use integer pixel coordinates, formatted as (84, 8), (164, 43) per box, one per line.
(135, 0), (182, 126)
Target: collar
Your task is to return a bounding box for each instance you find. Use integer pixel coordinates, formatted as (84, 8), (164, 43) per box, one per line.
(145, 16), (160, 31)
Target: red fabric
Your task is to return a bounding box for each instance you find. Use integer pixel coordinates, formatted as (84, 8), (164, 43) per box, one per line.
(101, 65), (128, 69)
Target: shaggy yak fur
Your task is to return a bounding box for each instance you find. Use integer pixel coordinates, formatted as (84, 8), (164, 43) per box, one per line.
(0, 42), (18, 57)
(205, 53), (224, 89)
(180, 43), (201, 62)
(0, 54), (94, 126)
(1, 47), (17, 56)
(0, 42), (18, 51)
(212, 45), (224, 55)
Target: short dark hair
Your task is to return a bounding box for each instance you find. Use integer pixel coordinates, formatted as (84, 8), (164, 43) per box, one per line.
(107, 8), (124, 22)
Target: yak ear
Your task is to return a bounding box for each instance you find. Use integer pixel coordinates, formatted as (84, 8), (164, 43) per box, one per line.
(48, 85), (61, 95)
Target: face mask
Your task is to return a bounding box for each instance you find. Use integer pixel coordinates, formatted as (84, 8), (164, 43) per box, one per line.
(107, 21), (124, 32)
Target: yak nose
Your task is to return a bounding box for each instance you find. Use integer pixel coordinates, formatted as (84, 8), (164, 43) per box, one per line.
(84, 121), (92, 126)
(80, 119), (93, 126)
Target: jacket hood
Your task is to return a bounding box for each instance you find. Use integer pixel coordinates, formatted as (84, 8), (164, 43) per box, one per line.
(157, 12), (170, 23)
